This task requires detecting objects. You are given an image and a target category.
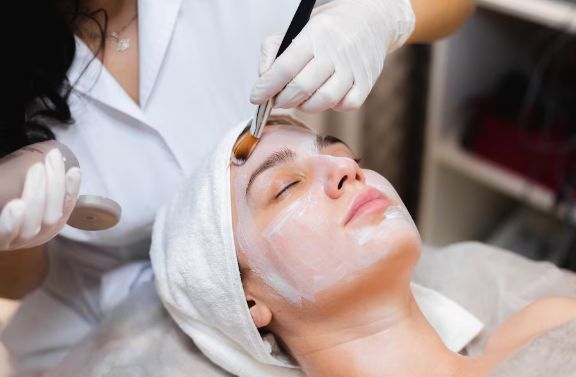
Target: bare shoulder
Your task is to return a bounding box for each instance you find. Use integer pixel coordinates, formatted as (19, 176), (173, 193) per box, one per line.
(485, 297), (576, 357)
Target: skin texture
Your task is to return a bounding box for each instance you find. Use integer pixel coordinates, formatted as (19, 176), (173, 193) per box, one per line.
(231, 124), (576, 377)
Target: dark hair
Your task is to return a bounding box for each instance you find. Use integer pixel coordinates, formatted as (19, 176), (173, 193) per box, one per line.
(2, 0), (106, 158)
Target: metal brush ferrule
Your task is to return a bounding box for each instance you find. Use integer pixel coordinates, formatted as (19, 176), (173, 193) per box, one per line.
(249, 98), (274, 139)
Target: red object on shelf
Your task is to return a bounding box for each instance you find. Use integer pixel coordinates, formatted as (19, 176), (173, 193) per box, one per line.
(469, 114), (572, 192)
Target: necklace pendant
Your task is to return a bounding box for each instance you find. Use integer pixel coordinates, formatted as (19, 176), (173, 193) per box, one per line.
(116, 38), (130, 52)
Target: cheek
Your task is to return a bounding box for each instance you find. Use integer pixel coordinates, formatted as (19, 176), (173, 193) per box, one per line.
(238, 193), (338, 305)
(360, 169), (421, 260)
(363, 170), (402, 202)
(238, 201), (419, 306)
(363, 169), (418, 228)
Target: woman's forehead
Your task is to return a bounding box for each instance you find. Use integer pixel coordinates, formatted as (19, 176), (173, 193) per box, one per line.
(259, 124), (316, 147)
(236, 125), (317, 169)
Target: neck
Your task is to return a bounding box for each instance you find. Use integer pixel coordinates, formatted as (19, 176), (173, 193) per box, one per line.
(83, 0), (130, 17)
(284, 293), (470, 377)
(74, 0), (136, 42)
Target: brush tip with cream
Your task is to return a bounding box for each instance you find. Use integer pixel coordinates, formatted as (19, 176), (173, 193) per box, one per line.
(231, 98), (274, 166)
(231, 132), (259, 166)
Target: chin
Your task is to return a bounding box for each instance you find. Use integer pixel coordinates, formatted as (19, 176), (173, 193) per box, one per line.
(351, 204), (421, 261)
(392, 227), (422, 267)
(299, 230), (422, 315)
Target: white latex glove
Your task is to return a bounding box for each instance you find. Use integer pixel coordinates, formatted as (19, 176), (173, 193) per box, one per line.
(0, 148), (81, 251)
(250, 0), (415, 113)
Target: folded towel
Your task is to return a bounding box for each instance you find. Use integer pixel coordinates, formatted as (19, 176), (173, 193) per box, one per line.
(412, 283), (483, 352)
(150, 117), (483, 377)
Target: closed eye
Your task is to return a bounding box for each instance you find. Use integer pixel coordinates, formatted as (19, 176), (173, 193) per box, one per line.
(275, 181), (300, 199)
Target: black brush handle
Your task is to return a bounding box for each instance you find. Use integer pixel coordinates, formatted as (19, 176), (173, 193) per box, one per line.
(275, 0), (316, 59)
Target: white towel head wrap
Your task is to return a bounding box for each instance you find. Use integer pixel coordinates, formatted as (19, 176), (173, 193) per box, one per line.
(151, 118), (302, 377)
(150, 116), (483, 377)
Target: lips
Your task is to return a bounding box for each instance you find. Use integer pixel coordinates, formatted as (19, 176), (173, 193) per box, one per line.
(343, 187), (390, 225)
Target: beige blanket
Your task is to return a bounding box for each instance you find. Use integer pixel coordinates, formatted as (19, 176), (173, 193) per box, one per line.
(49, 242), (576, 376)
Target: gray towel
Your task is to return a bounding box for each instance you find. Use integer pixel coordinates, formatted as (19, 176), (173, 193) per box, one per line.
(46, 281), (231, 377)
(488, 320), (576, 377)
(414, 241), (576, 355)
(51, 242), (576, 376)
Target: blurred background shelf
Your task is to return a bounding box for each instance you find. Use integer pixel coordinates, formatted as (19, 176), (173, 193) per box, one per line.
(435, 138), (576, 225)
(418, 0), (576, 257)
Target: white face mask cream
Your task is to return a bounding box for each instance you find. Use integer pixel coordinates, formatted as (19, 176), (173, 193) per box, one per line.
(234, 149), (419, 305)
(0, 141), (121, 231)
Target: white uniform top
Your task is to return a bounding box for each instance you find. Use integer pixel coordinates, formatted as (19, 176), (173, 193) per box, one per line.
(2, 0), (298, 372)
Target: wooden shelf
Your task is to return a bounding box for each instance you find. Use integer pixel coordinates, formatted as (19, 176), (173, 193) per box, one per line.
(478, 0), (576, 33)
(434, 139), (576, 224)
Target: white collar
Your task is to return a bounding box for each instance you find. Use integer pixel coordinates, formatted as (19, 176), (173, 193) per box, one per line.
(412, 283), (484, 352)
(66, 0), (183, 121)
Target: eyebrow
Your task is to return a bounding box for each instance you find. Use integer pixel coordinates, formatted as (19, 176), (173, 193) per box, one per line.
(244, 134), (349, 197)
(245, 149), (296, 197)
(315, 134), (350, 151)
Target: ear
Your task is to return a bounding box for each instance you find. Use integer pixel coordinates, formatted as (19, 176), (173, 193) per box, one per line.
(246, 295), (273, 329)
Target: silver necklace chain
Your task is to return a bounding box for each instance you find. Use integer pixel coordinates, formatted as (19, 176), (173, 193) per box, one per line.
(107, 12), (138, 52)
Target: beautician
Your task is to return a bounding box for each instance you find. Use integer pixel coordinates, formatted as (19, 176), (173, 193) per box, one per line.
(1, 0), (474, 374)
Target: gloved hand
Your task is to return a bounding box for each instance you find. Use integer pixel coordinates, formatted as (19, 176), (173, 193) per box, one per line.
(250, 0), (415, 113)
(0, 148), (81, 251)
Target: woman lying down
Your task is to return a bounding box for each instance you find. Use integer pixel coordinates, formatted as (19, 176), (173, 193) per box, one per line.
(151, 115), (576, 377)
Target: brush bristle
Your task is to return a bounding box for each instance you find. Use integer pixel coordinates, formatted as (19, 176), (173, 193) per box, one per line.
(231, 133), (259, 165)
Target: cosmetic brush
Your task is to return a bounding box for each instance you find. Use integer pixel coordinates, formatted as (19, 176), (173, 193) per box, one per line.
(232, 0), (316, 165)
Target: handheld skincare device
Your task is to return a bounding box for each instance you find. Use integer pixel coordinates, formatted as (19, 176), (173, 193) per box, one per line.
(0, 141), (121, 231)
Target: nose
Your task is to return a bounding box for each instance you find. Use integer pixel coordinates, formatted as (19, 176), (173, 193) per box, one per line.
(324, 157), (365, 199)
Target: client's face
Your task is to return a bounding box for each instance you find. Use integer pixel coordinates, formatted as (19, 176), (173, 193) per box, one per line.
(231, 124), (421, 317)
